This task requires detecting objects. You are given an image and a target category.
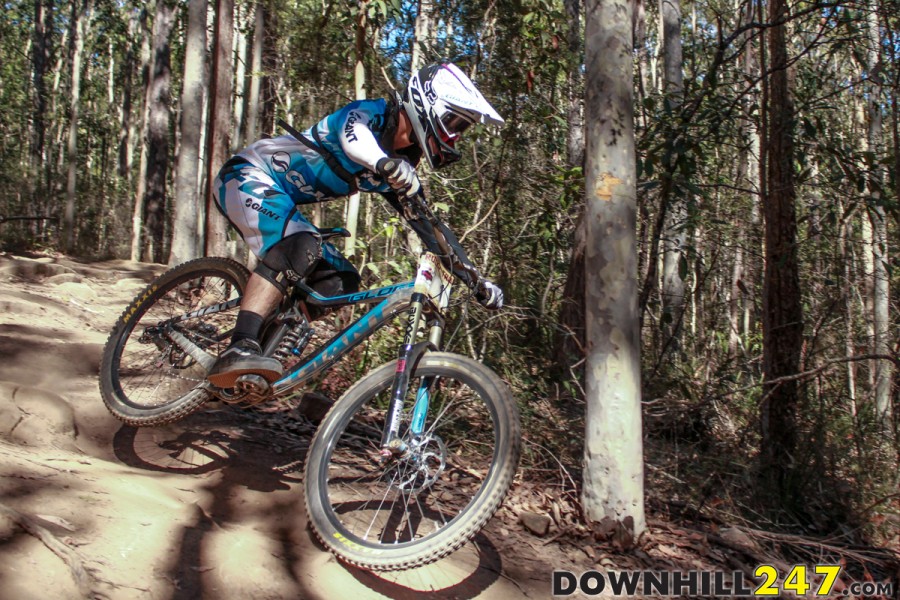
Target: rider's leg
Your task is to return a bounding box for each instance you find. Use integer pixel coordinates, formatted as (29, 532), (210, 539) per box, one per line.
(208, 158), (322, 387)
(305, 242), (362, 320)
(207, 232), (324, 387)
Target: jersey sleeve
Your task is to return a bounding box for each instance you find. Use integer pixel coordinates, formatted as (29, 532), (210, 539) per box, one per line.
(339, 108), (389, 172)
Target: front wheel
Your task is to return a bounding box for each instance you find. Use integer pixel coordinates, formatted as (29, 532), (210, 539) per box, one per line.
(304, 352), (521, 571)
(99, 257), (249, 426)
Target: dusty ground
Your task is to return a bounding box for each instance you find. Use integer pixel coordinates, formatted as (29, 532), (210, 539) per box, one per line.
(0, 252), (585, 600)
(4, 252), (896, 600)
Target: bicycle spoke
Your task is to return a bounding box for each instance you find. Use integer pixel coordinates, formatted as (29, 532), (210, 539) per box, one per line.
(114, 273), (241, 409)
(319, 369), (497, 548)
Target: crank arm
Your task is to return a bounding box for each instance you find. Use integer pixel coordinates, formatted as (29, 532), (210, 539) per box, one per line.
(165, 328), (216, 371)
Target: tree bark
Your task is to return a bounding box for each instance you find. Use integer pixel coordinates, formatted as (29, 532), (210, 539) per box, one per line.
(170, 0), (209, 265)
(63, 0), (92, 253)
(345, 0), (368, 258)
(556, 0), (586, 371)
(205, 0), (234, 257)
(658, 0), (686, 351)
(582, 0), (646, 540)
(118, 11), (139, 181)
(862, 3), (892, 430)
(759, 0), (803, 493)
(411, 0), (433, 71)
(565, 0), (584, 168)
(131, 4), (154, 261)
(30, 0), (51, 172)
(143, 0), (175, 264)
(405, 0), (432, 256)
(242, 0), (264, 145)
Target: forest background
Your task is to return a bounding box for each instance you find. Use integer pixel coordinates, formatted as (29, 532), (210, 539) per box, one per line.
(0, 0), (898, 573)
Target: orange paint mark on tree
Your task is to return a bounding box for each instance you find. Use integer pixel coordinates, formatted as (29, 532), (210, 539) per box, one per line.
(596, 173), (623, 200)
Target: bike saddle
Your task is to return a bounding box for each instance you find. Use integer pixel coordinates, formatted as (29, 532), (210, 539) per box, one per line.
(316, 227), (351, 242)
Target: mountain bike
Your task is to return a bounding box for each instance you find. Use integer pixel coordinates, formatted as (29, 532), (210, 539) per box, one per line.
(98, 231), (521, 570)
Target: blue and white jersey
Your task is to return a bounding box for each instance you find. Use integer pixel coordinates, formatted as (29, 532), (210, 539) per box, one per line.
(236, 99), (397, 204)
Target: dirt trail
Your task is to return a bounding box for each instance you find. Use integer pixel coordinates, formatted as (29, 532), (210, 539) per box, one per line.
(0, 253), (574, 600)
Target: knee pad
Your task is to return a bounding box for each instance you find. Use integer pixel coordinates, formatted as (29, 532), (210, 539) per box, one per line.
(255, 233), (321, 292)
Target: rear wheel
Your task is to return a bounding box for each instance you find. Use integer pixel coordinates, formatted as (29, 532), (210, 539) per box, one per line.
(99, 257), (249, 426)
(304, 352), (520, 570)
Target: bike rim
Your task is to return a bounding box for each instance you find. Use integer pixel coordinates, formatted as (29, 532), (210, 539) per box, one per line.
(111, 272), (242, 410)
(317, 366), (502, 550)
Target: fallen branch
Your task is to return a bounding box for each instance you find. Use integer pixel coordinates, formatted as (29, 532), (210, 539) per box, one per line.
(0, 502), (99, 598)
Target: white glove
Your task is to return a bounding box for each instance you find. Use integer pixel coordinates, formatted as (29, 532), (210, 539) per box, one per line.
(475, 279), (504, 310)
(376, 157), (421, 197)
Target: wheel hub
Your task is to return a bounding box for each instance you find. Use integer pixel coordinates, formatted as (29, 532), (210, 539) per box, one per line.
(394, 434), (447, 492)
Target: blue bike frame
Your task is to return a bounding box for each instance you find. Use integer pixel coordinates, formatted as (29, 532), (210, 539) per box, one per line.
(269, 280), (416, 395)
(163, 253), (452, 454)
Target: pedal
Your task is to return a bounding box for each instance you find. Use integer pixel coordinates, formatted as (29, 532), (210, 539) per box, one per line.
(235, 374), (270, 396)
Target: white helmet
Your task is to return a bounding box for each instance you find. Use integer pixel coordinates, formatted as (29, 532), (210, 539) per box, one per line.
(401, 62), (505, 169)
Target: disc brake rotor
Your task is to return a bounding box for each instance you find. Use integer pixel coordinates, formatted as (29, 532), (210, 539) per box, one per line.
(394, 435), (447, 493)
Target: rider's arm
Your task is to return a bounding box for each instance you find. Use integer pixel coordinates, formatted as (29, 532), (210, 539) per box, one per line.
(338, 108), (388, 172)
(382, 191), (481, 289)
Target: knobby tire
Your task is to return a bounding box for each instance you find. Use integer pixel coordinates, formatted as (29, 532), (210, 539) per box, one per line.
(304, 352), (521, 571)
(99, 257), (249, 426)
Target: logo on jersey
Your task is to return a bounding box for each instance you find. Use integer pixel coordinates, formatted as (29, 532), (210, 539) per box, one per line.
(286, 170), (329, 201)
(344, 111), (362, 143)
(271, 151), (291, 173)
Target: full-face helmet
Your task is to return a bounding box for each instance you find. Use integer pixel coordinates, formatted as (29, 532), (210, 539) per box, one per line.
(401, 62), (505, 169)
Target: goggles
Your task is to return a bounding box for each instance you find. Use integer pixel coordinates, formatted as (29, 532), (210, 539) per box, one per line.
(438, 112), (474, 144)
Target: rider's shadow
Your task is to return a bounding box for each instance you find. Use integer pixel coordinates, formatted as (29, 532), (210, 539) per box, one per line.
(113, 404), (507, 599)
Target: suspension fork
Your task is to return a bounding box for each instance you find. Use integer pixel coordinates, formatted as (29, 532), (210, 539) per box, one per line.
(380, 293), (442, 454)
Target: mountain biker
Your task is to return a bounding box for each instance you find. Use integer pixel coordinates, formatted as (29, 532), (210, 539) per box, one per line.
(207, 62), (506, 388)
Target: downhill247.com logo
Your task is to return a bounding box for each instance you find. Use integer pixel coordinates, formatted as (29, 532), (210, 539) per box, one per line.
(553, 566), (895, 597)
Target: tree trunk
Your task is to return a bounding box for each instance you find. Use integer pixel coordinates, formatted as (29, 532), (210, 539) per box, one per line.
(143, 0), (175, 264)
(118, 11), (139, 181)
(131, 4), (154, 261)
(759, 0), (803, 493)
(345, 0), (368, 258)
(411, 0), (433, 71)
(405, 0), (432, 256)
(170, 0), (208, 265)
(565, 0), (584, 169)
(242, 0), (264, 145)
(63, 0), (92, 253)
(658, 0), (686, 351)
(556, 0), (586, 371)
(205, 0), (234, 257)
(862, 4), (893, 429)
(231, 1), (248, 151)
(30, 0), (51, 174)
(582, 0), (646, 541)
(730, 21), (761, 355)
(260, 3), (277, 136)
(838, 198), (857, 415)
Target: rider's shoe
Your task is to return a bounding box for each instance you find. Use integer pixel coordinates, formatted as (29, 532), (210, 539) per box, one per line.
(207, 338), (283, 388)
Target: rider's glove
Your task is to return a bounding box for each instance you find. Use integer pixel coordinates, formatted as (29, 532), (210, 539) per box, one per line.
(475, 279), (504, 310)
(376, 157), (421, 197)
